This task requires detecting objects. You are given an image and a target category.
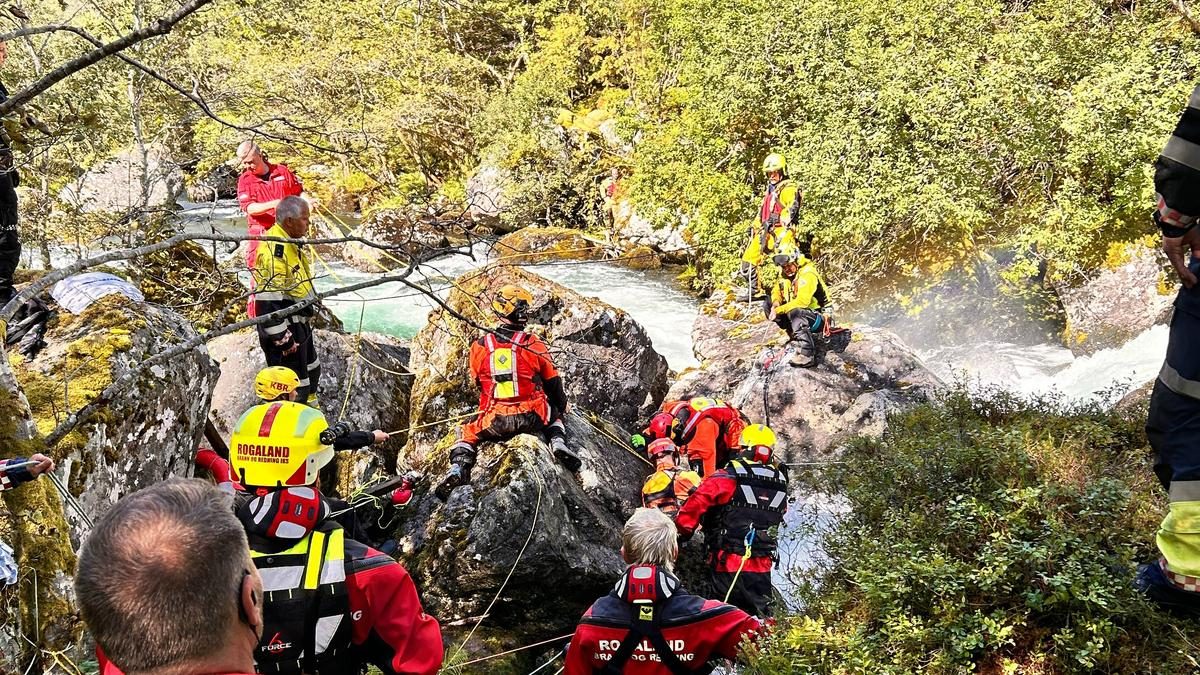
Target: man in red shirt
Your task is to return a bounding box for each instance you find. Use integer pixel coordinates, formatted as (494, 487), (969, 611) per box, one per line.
(566, 508), (763, 674)
(675, 424), (788, 618)
(236, 140), (305, 317)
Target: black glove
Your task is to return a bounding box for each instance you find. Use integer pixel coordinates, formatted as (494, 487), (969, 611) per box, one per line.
(320, 421), (353, 445)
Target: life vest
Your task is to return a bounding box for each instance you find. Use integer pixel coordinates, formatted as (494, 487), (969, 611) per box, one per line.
(601, 565), (710, 675)
(481, 331), (541, 402)
(774, 258), (829, 311)
(253, 224), (317, 305)
(250, 521), (354, 675)
(708, 460), (787, 558)
(758, 178), (799, 229)
(667, 398), (745, 449)
(642, 468), (702, 516)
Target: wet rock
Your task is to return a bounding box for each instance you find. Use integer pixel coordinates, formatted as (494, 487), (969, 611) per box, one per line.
(1058, 242), (1174, 355)
(10, 295), (219, 545)
(343, 208), (469, 272)
(1115, 379), (1155, 415)
(404, 265), (668, 462)
(206, 328), (412, 492)
(395, 412), (646, 637)
(60, 145), (185, 215)
(185, 163), (239, 202)
(674, 292), (942, 457)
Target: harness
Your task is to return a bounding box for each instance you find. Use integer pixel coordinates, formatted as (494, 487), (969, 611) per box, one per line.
(709, 460), (787, 558)
(484, 331), (530, 401)
(602, 565), (711, 675)
(250, 521), (353, 675)
(674, 398), (739, 446)
(641, 468), (700, 515)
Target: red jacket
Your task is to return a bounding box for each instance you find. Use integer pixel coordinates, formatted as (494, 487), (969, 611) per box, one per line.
(468, 329), (562, 412)
(674, 471), (775, 574)
(565, 566), (762, 674)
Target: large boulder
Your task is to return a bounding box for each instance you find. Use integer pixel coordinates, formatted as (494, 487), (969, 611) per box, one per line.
(185, 162), (239, 202)
(465, 164), (512, 229)
(342, 208), (469, 272)
(612, 200), (690, 264)
(675, 293), (942, 457)
(395, 412), (646, 636)
(404, 265), (668, 462)
(206, 328), (412, 493)
(1058, 241), (1174, 355)
(10, 295), (219, 544)
(493, 226), (608, 264)
(60, 144), (185, 215)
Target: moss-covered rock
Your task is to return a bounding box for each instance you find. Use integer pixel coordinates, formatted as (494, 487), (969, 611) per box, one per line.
(206, 328), (412, 492)
(493, 226), (608, 265)
(138, 240), (246, 332)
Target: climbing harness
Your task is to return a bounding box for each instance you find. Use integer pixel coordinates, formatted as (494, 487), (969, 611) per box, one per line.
(724, 527), (756, 604)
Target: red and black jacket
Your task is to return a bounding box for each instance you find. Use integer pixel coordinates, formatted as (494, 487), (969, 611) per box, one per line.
(565, 565), (762, 674)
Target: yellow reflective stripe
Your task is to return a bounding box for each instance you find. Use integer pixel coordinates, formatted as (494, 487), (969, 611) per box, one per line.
(304, 531), (327, 589)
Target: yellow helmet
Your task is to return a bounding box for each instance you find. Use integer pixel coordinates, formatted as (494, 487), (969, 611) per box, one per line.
(492, 284), (534, 323)
(771, 243), (801, 267)
(762, 153), (787, 174)
(230, 401), (333, 488)
(739, 424), (777, 463)
(254, 366), (300, 401)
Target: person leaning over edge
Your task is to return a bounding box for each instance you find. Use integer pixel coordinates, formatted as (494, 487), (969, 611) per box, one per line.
(566, 508), (764, 674)
(78, 478), (265, 675)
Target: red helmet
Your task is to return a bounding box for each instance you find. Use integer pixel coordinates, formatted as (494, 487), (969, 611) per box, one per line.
(647, 438), (678, 461)
(647, 413), (679, 441)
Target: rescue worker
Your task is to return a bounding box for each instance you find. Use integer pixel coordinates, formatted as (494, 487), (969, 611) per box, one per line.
(1135, 85), (1200, 611)
(736, 153), (801, 301)
(1, 453), (55, 585)
(253, 195), (321, 405)
(436, 283), (580, 501)
(631, 397), (747, 477)
(767, 243), (829, 368)
(675, 425), (788, 618)
(236, 140), (306, 317)
(640, 438), (702, 517)
(566, 508), (764, 674)
(228, 392), (444, 674)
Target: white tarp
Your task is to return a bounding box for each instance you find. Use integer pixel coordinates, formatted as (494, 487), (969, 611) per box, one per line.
(51, 272), (144, 314)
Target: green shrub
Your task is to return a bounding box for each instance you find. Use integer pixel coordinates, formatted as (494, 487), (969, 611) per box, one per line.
(749, 389), (1200, 674)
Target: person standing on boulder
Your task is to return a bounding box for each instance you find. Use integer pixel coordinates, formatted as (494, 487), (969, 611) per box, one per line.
(735, 152), (801, 302)
(236, 140), (306, 317)
(435, 283), (581, 501)
(0, 41), (22, 305)
(253, 196), (322, 405)
(1135, 83), (1200, 612)
(675, 425), (788, 618)
(566, 508), (764, 674)
(767, 243), (830, 368)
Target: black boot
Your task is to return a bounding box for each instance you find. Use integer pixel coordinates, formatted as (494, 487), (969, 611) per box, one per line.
(550, 435), (582, 472)
(435, 441), (476, 501)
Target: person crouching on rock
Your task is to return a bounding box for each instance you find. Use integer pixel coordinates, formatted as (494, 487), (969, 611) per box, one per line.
(565, 508), (765, 674)
(641, 438), (702, 518)
(436, 283), (580, 501)
(631, 397), (747, 478)
(675, 425), (788, 618)
(228, 389), (445, 675)
(253, 195), (322, 406)
(767, 242), (829, 368)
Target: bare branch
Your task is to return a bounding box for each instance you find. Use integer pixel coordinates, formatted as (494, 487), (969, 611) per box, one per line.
(0, 0), (215, 117)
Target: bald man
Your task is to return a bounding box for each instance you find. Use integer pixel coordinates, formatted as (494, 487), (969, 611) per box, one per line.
(235, 141), (305, 317)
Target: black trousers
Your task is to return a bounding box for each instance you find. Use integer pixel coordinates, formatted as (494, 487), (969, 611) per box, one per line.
(771, 308), (821, 358)
(0, 169), (18, 303)
(711, 569), (775, 617)
(258, 320), (321, 404)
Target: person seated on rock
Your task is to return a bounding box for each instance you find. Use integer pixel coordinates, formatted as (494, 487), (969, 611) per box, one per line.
(631, 397), (747, 478)
(253, 195), (322, 406)
(80, 479), (265, 675)
(641, 438), (702, 518)
(228, 398), (444, 674)
(436, 283), (579, 501)
(675, 425), (788, 618)
(767, 242), (829, 368)
(565, 507), (765, 674)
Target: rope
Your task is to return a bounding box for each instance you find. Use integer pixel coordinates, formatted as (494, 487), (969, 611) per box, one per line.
(385, 410), (478, 437)
(450, 633), (574, 669)
(44, 471), (94, 530)
(449, 474), (545, 667)
(354, 350), (417, 377)
(723, 527), (756, 604)
(527, 649), (565, 675)
(569, 409), (653, 467)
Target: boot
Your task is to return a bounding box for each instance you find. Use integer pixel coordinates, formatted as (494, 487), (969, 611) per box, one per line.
(435, 462), (472, 501)
(550, 436), (583, 472)
(789, 344), (816, 368)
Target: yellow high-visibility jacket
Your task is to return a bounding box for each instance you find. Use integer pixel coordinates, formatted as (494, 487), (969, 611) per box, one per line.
(770, 256), (827, 314)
